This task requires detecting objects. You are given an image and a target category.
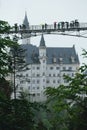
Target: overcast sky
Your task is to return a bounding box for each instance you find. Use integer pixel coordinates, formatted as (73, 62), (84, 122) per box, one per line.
(0, 0), (87, 65)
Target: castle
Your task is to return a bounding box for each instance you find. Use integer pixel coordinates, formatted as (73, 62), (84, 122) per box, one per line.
(13, 13), (79, 102)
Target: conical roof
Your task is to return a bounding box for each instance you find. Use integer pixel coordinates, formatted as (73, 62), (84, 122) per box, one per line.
(23, 12), (29, 29)
(39, 34), (46, 47)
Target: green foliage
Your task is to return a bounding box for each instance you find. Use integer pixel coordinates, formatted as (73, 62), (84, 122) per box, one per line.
(0, 20), (10, 33)
(0, 92), (52, 130)
(0, 20), (18, 77)
(0, 77), (12, 99)
(10, 43), (26, 71)
(45, 61), (87, 130)
(0, 97), (34, 130)
(1, 20), (87, 130)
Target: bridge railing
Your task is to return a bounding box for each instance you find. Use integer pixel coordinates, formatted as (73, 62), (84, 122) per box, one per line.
(29, 24), (54, 30)
(9, 22), (87, 34)
(29, 23), (87, 31)
(79, 23), (87, 28)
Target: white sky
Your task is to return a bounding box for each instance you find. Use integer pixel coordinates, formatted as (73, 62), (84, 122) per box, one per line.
(0, 0), (87, 65)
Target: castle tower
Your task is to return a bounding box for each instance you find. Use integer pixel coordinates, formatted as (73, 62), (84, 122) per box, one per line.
(39, 34), (46, 57)
(39, 34), (47, 100)
(22, 12), (30, 44)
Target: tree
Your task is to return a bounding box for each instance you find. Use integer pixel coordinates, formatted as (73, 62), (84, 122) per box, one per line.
(0, 20), (18, 78)
(0, 20), (19, 99)
(0, 23), (27, 99)
(0, 20), (50, 130)
(45, 50), (87, 130)
(19, 91), (52, 130)
(9, 42), (27, 99)
(0, 77), (12, 99)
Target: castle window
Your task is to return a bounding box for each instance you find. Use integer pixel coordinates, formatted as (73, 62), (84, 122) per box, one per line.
(28, 86), (30, 90)
(53, 74), (56, 77)
(43, 86), (45, 89)
(57, 74), (60, 77)
(20, 87), (23, 90)
(63, 67), (66, 70)
(72, 73), (74, 77)
(43, 79), (45, 82)
(50, 67), (53, 70)
(37, 80), (40, 84)
(26, 74), (28, 77)
(53, 80), (56, 83)
(37, 74), (40, 77)
(53, 57), (57, 63)
(37, 67), (40, 70)
(68, 67), (72, 70)
(43, 72), (45, 76)
(19, 74), (23, 77)
(26, 67), (30, 70)
(63, 73), (66, 76)
(32, 93), (35, 97)
(20, 80), (25, 84)
(32, 80), (35, 84)
(56, 67), (60, 70)
(37, 86), (40, 89)
(71, 56), (75, 63)
(26, 79), (30, 83)
(33, 87), (35, 90)
(57, 80), (60, 83)
(43, 60), (45, 63)
(37, 93), (40, 96)
(59, 57), (63, 63)
(49, 74), (51, 77)
(46, 80), (50, 83)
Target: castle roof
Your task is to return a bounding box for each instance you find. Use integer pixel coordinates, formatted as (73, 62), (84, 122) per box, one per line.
(20, 41), (79, 65)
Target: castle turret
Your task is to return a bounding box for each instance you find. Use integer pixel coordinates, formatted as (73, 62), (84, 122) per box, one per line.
(22, 12), (30, 44)
(39, 34), (46, 58)
(39, 35), (47, 100)
(23, 11), (29, 29)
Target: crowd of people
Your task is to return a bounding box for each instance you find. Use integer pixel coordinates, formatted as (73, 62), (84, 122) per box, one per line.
(13, 19), (79, 32)
(41, 20), (79, 30)
(54, 19), (79, 29)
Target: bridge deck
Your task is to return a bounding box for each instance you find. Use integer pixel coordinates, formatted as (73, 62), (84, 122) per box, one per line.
(1, 22), (87, 38)
(11, 22), (87, 34)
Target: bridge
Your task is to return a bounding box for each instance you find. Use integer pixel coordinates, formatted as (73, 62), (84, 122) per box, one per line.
(2, 20), (87, 39)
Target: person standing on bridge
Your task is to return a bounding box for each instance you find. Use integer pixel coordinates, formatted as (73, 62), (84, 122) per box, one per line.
(42, 24), (44, 30)
(74, 20), (79, 28)
(45, 23), (47, 29)
(54, 22), (57, 29)
(58, 22), (60, 29)
(65, 22), (69, 29)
